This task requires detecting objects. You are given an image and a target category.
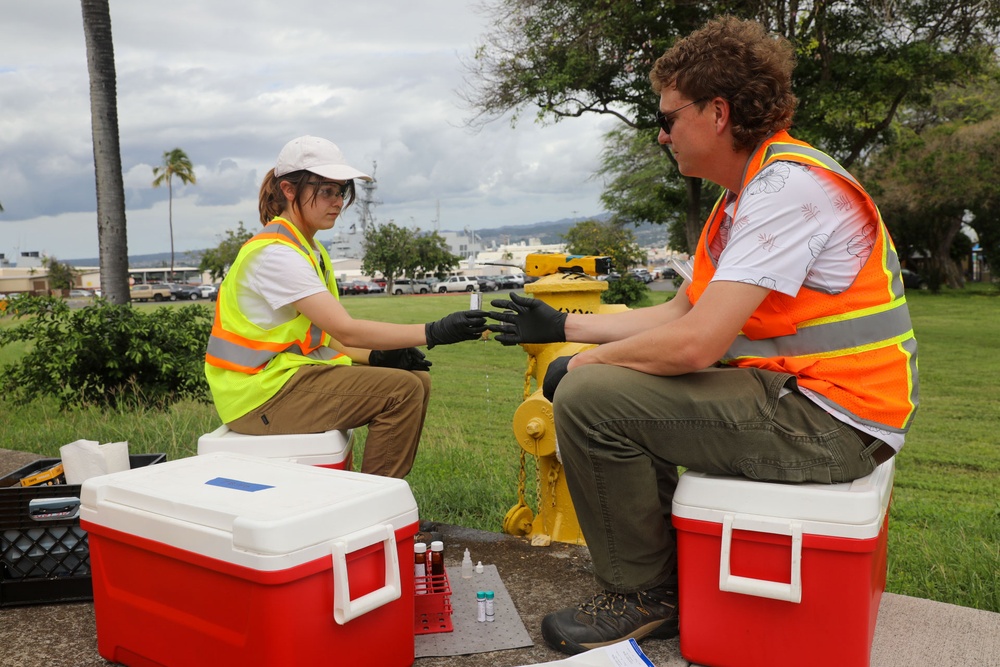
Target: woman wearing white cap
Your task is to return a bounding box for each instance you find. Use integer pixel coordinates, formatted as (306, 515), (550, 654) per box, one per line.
(205, 136), (488, 478)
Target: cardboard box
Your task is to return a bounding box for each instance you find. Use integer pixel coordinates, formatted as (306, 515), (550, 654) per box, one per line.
(197, 424), (353, 469)
(80, 453), (418, 667)
(671, 459), (894, 667)
(0, 454), (165, 607)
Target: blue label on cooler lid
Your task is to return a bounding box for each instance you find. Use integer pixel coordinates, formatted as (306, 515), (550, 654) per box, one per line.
(205, 477), (275, 492)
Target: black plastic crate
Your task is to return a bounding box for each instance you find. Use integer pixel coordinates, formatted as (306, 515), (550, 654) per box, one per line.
(0, 453), (166, 607)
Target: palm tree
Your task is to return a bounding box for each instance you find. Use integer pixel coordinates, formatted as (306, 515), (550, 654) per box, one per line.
(152, 148), (196, 278)
(80, 0), (131, 305)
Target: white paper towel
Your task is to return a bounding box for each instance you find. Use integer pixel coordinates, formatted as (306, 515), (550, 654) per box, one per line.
(59, 439), (131, 484)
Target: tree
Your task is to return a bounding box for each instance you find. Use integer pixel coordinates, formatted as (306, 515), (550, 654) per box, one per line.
(412, 232), (461, 278)
(80, 0), (131, 305)
(360, 221), (418, 293)
(860, 72), (1000, 289)
(563, 219), (647, 274)
(564, 218), (649, 306)
(152, 148), (197, 278)
(863, 115), (1000, 290)
(465, 1), (1000, 249)
(42, 257), (79, 291)
(199, 221), (254, 281)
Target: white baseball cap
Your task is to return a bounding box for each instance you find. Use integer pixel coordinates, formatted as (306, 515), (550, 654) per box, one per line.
(274, 136), (372, 181)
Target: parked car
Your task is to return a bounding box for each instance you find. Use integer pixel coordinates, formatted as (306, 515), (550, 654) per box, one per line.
(900, 269), (925, 290)
(437, 275), (479, 293)
(391, 279), (430, 295)
(628, 268), (653, 283)
(168, 283), (202, 301)
(339, 280), (368, 296)
(198, 285), (218, 300)
(362, 281), (385, 294)
(495, 274), (525, 290)
(68, 289), (93, 298)
(476, 276), (498, 292)
(130, 283), (174, 302)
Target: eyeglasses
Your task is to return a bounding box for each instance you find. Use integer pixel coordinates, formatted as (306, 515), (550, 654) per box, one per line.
(655, 98), (708, 135)
(307, 181), (352, 201)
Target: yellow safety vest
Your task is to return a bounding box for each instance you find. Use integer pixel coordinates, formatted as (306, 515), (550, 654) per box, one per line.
(687, 132), (918, 433)
(205, 218), (350, 422)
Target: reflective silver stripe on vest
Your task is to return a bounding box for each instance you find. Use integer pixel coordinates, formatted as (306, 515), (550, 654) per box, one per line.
(725, 300), (914, 360)
(763, 143), (861, 188)
(207, 334), (339, 370)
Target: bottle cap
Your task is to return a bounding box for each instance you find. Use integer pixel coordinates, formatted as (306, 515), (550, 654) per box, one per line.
(462, 548), (472, 562)
(476, 591), (486, 599)
(414, 542), (427, 553)
(430, 540), (444, 552)
(485, 591), (495, 599)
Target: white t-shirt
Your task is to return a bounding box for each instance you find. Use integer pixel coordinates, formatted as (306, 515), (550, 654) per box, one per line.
(710, 162), (901, 449)
(234, 244), (329, 329)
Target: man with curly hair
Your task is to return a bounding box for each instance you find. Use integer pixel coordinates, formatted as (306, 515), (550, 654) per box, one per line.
(487, 16), (918, 655)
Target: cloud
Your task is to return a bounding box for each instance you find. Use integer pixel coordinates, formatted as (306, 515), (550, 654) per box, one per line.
(0, 1), (621, 259)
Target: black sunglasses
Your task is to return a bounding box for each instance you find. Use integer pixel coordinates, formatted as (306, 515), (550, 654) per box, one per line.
(655, 98), (709, 134)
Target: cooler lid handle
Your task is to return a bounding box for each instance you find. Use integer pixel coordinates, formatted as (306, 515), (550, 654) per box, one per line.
(331, 523), (401, 624)
(719, 513), (803, 603)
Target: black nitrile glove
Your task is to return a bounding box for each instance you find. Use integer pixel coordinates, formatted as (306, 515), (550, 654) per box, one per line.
(425, 310), (489, 349)
(369, 347), (433, 372)
(542, 355), (575, 402)
(487, 293), (567, 346)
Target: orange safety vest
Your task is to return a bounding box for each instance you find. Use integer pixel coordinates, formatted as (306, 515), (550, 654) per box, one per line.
(204, 218), (350, 422)
(687, 131), (918, 433)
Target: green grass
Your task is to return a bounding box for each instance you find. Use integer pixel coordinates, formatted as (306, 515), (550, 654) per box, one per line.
(1, 287), (997, 613)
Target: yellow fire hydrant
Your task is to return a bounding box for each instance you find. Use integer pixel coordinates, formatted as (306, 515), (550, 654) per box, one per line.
(503, 272), (627, 546)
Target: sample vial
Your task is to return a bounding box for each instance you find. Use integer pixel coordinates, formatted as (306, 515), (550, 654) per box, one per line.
(461, 548), (474, 579)
(485, 590), (495, 622)
(476, 591), (487, 622)
(430, 540), (445, 591)
(475, 560), (484, 574)
(470, 292), (482, 310)
(414, 542), (428, 595)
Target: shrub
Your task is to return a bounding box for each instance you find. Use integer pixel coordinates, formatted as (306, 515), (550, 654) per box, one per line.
(601, 274), (650, 307)
(0, 295), (212, 409)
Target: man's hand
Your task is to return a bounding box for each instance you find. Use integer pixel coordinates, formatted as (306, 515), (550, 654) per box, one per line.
(369, 348), (432, 372)
(486, 293), (567, 346)
(542, 355), (575, 402)
(425, 310), (489, 349)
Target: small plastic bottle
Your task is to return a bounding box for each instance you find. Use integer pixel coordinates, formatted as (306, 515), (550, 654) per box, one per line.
(414, 542), (428, 595)
(485, 590), (495, 622)
(475, 560), (484, 574)
(461, 548), (474, 579)
(430, 540), (445, 591)
(476, 591), (486, 622)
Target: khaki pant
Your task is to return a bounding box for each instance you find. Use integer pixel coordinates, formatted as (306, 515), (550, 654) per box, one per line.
(228, 364), (431, 479)
(553, 364), (881, 593)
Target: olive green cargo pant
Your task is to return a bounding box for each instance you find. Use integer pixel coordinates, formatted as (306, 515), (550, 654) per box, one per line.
(552, 364), (881, 593)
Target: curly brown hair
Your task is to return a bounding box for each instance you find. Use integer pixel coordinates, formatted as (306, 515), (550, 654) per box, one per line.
(258, 169), (357, 225)
(650, 16), (797, 153)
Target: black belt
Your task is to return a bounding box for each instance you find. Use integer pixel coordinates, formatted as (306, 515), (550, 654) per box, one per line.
(852, 426), (895, 465)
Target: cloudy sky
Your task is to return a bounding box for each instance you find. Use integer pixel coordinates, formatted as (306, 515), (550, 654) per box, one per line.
(0, 1), (621, 262)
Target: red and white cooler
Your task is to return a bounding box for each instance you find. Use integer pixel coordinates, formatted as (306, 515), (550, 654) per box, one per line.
(672, 459), (894, 667)
(79, 452), (418, 667)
